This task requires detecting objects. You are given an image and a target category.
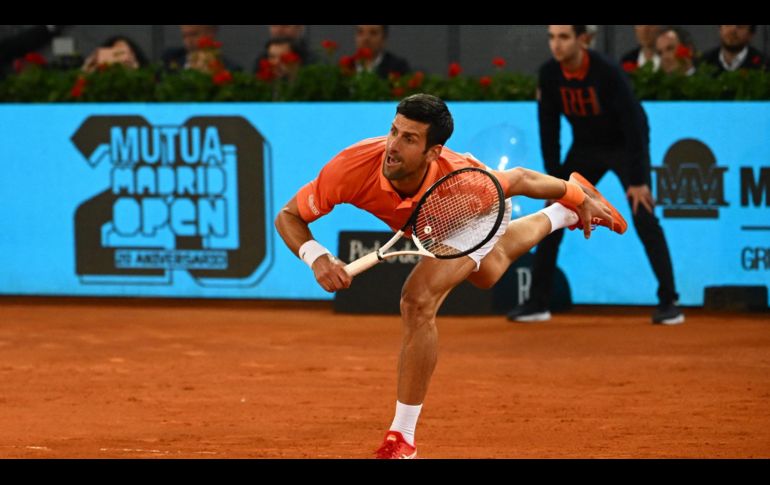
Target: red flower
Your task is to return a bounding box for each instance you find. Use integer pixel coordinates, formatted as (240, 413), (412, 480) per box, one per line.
(479, 76), (492, 88)
(256, 59), (276, 81)
(355, 47), (373, 61)
(71, 77), (87, 99)
(392, 86), (405, 98)
(197, 36), (222, 50)
(492, 57), (506, 68)
(257, 67), (275, 82)
(752, 55), (762, 65)
(448, 62), (462, 78)
(622, 61), (638, 73)
(408, 71), (425, 89)
(197, 37), (212, 49)
(388, 71), (402, 82)
(339, 55), (356, 71)
(258, 59), (272, 71)
(675, 44), (692, 60)
(321, 40), (338, 53)
(212, 70), (233, 86)
(208, 59), (225, 73)
(13, 51), (47, 73)
(24, 52), (47, 66)
(280, 51), (301, 65)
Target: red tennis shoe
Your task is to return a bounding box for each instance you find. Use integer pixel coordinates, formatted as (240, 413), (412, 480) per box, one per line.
(562, 172), (628, 235)
(375, 431), (417, 459)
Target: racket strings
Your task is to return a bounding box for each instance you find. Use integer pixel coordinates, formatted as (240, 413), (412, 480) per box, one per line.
(414, 170), (502, 256)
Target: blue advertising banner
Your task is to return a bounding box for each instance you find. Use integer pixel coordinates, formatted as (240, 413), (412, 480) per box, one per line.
(0, 102), (767, 304)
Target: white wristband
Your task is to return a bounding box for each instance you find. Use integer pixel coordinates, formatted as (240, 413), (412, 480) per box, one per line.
(298, 240), (331, 268)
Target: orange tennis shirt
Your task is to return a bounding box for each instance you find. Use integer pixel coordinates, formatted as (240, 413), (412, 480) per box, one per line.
(296, 136), (509, 231)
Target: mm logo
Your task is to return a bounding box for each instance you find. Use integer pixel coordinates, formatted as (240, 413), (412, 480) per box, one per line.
(71, 115), (273, 288)
(653, 138), (728, 218)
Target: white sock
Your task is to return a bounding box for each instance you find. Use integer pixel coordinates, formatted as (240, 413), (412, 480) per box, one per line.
(389, 401), (422, 446)
(539, 203), (579, 233)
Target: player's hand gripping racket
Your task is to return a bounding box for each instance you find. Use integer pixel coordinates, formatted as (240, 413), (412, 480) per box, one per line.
(344, 167), (505, 277)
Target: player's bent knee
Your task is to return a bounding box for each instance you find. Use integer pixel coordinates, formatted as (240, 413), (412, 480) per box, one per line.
(400, 291), (439, 325)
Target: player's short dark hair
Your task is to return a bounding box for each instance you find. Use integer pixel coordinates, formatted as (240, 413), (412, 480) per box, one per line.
(572, 25), (587, 37)
(396, 93), (454, 150)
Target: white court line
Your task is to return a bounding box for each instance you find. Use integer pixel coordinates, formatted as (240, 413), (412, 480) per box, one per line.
(99, 448), (218, 455)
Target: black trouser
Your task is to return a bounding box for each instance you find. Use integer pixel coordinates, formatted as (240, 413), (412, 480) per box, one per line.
(530, 146), (679, 307)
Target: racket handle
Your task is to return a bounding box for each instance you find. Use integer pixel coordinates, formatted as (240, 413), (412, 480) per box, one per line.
(344, 251), (381, 277)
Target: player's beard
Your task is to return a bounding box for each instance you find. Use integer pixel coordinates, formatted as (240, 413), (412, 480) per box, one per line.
(382, 152), (409, 180)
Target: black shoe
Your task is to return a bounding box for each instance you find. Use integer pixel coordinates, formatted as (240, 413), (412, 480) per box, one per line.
(506, 302), (551, 322)
(652, 303), (685, 325)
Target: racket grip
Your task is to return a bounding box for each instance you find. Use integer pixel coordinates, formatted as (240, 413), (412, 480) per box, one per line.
(344, 251), (381, 277)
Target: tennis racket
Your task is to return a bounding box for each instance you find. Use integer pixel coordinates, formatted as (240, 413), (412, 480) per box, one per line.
(344, 167), (506, 277)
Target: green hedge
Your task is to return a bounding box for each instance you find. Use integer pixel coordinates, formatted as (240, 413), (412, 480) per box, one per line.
(1, 62), (768, 102)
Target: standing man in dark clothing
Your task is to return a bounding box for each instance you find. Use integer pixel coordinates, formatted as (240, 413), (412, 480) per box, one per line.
(508, 25), (684, 325)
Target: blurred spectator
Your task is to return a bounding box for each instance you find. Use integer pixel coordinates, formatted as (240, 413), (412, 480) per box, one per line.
(656, 26), (696, 76)
(701, 25), (766, 73)
(266, 25), (315, 64)
(582, 25), (598, 48)
(257, 37), (303, 81)
(0, 25), (66, 78)
(620, 25), (661, 71)
(81, 35), (149, 73)
(269, 25), (305, 41)
(162, 25), (241, 72)
(253, 25), (314, 72)
(354, 25), (411, 79)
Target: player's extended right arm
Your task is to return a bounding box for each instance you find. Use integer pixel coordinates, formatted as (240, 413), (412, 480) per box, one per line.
(274, 196), (352, 292)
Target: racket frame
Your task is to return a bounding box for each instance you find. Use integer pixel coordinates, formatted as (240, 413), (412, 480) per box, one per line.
(344, 167), (505, 277)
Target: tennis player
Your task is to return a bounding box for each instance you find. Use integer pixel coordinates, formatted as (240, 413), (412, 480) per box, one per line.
(275, 93), (624, 458)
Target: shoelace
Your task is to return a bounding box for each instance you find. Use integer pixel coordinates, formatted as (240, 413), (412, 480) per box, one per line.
(375, 438), (401, 458)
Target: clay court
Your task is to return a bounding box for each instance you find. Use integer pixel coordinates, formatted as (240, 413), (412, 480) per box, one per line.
(1, 297), (768, 459)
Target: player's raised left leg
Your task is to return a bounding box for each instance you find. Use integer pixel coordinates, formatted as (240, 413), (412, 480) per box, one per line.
(470, 170), (628, 291)
(469, 209), (569, 289)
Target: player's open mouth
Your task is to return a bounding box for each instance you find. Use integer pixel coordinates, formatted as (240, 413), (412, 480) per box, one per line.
(385, 155), (401, 167)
